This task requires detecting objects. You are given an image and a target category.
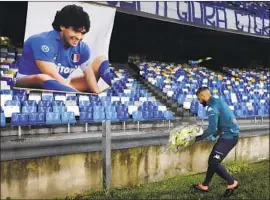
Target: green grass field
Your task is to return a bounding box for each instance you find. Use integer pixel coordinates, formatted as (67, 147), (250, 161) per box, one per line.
(61, 160), (269, 200)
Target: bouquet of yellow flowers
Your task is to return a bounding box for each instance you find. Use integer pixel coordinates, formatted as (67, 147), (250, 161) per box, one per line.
(168, 125), (203, 151)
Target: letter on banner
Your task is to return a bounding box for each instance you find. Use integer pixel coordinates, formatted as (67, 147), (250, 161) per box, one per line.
(204, 4), (216, 27)
(235, 11), (244, 32)
(216, 7), (227, 29)
(177, 1), (189, 22)
(262, 18), (270, 36)
(156, 1), (168, 17)
(190, 2), (204, 25)
(254, 16), (262, 35)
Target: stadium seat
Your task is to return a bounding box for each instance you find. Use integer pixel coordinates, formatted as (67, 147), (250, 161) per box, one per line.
(79, 106), (92, 113)
(164, 110), (174, 120)
(53, 105), (66, 113)
(13, 94), (27, 102)
(105, 110), (118, 121)
(93, 106), (106, 122)
(38, 106), (53, 113)
(79, 112), (93, 123)
(153, 110), (165, 120)
(197, 106), (208, 120)
(0, 113), (6, 127)
(46, 112), (61, 125)
(132, 111), (144, 121)
(79, 101), (91, 108)
(61, 112), (76, 124)
(52, 100), (65, 107)
(23, 100), (37, 107)
(38, 100), (52, 107)
(11, 113), (29, 126)
(22, 106), (37, 114)
(42, 92), (54, 101)
(28, 113), (45, 125)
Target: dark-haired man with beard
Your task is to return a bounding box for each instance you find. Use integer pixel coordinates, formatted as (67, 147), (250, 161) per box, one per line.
(194, 86), (240, 197)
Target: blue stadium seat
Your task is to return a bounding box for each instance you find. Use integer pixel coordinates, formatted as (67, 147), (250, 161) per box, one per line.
(92, 105), (105, 121)
(79, 112), (93, 123)
(234, 109), (245, 119)
(28, 113), (45, 125)
(0, 113), (6, 127)
(79, 106), (93, 113)
(132, 111), (143, 121)
(197, 106), (208, 120)
(92, 101), (103, 106)
(13, 95), (27, 102)
(52, 100), (65, 107)
(164, 110), (175, 120)
(101, 96), (111, 102)
(0, 89), (13, 95)
(102, 100), (111, 107)
(22, 106), (37, 114)
(11, 113), (29, 126)
(79, 101), (91, 108)
(142, 110), (154, 120)
(177, 95), (185, 105)
(4, 100), (21, 106)
(61, 112), (76, 124)
(42, 95), (54, 101)
(23, 100), (37, 107)
(93, 111), (106, 122)
(153, 110), (164, 120)
(67, 96), (78, 102)
(190, 99), (199, 114)
(38, 100), (52, 107)
(105, 110), (118, 121)
(117, 110), (129, 121)
(38, 106), (53, 113)
(46, 112), (61, 125)
(53, 105), (66, 113)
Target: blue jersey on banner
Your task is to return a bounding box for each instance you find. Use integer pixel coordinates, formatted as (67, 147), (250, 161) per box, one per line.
(18, 30), (91, 79)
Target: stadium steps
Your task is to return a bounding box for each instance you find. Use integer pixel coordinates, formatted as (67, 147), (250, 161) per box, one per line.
(127, 63), (194, 118)
(113, 63), (186, 117)
(133, 75), (191, 118)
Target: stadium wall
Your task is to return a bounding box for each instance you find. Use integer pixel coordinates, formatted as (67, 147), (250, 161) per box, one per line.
(1, 134), (269, 199)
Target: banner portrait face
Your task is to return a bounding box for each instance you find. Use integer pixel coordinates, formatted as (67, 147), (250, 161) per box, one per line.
(13, 2), (116, 94)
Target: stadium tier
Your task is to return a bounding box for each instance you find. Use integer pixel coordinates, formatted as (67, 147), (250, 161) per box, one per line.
(137, 61), (269, 120)
(1, 41), (269, 129)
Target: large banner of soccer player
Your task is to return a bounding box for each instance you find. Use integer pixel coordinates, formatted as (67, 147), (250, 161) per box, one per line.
(14, 2), (116, 94)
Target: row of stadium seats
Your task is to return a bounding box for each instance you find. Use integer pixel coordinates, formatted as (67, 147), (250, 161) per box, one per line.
(0, 108), (175, 127)
(136, 61), (269, 120)
(10, 112), (76, 126)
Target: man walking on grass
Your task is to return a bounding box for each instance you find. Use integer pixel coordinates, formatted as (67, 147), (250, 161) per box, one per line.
(194, 86), (240, 197)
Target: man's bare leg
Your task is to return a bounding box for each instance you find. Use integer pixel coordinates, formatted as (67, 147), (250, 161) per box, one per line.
(14, 74), (55, 89)
(70, 56), (110, 93)
(69, 76), (89, 92)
